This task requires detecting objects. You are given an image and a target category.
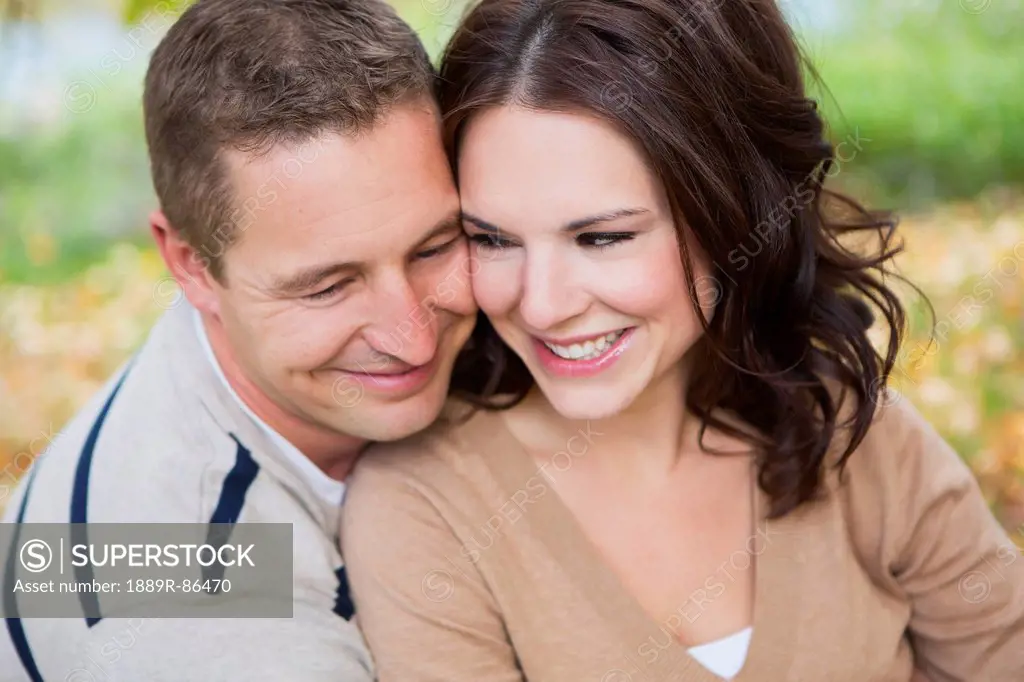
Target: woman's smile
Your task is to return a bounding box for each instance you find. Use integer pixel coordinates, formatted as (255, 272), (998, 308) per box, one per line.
(531, 326), (636, 378)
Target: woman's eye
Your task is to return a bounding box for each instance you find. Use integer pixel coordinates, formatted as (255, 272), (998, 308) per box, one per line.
(577, 232), (636, 249)
(469, 233), (515, 250)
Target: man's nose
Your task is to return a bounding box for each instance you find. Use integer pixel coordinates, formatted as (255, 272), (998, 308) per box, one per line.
(363, 274), (439, 367)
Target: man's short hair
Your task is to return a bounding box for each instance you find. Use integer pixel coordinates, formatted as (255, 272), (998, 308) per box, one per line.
(143, 0), (437, 280)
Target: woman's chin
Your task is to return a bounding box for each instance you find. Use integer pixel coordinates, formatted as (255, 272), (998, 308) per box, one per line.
(539, 383), (639, 423)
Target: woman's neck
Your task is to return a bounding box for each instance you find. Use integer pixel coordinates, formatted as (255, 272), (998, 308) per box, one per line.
(510, 360), (703, 483)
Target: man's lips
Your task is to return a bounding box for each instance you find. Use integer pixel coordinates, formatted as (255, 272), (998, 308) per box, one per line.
(345, 364), (424, 377)
(330, 356), (439, 397)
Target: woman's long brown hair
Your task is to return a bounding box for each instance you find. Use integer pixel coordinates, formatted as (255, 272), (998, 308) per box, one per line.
(444, 0), (923, 519)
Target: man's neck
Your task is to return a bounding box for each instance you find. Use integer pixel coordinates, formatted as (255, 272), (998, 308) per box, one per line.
(199, 313), (367, 482)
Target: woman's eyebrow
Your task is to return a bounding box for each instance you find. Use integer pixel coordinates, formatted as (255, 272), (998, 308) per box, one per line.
(461, 212), (501, 232)
(462, 207), (650, 234)
(562, 207), (649, 232)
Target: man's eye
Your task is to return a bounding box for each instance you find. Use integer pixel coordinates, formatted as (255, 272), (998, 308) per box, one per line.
(468, 233), (515, 250)
(576, 232), (636, 249)
(416, 237), (461, 260)
(304, 279), (352, 302)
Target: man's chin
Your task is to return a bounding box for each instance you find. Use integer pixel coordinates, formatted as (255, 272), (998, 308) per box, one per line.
(332, 389), (448, 443)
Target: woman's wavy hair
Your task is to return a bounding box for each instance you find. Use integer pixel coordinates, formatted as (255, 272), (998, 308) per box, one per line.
(443, 0), (922, 519)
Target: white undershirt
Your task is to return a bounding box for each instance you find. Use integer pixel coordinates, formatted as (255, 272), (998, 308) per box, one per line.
(193, 310), (346, 507)
(687, 626), (753, 679)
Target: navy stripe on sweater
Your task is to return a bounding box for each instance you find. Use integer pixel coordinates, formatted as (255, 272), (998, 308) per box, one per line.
(4, 465), (45, 681)
(71, 366), (133, 627)
(202, 435), (259, 592)
(333, 565), (355, 620)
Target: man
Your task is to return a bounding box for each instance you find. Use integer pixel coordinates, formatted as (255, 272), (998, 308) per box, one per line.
(0, 0), (475, 679)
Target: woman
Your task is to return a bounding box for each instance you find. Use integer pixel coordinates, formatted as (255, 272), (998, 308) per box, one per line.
(341, 1), (1024, 680)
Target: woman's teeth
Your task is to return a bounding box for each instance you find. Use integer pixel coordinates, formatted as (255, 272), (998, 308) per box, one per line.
(543, 330), (626, 361)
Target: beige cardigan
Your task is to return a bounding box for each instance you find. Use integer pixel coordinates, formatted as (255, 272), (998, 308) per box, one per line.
(341, 395), (1024, 682)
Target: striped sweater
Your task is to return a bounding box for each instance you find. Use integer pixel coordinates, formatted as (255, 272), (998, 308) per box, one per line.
(0, 302), (373, 681)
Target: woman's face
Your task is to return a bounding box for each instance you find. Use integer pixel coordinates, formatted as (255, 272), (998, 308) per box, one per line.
(459, 106), (716, 420)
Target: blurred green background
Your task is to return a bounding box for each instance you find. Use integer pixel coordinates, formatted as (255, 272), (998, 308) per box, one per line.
(1, 0), (1022, 532)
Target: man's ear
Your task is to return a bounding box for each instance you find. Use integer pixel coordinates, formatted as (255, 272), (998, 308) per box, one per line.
(149, 209), (222, 317)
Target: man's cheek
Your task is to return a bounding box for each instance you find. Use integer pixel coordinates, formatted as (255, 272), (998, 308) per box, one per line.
(263, 315), (339, 372)
(449, 277), (478, 316)
(429, 249), (474, 311)
(471, 267), (517, 318)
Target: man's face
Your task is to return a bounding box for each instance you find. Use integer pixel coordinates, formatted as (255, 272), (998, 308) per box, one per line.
(204, 104), (476, 442)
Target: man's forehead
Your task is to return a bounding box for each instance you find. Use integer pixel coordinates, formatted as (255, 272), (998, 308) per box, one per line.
(222, 106), (449, 197)
(223, 132), (455, 233)
(221, 133), (373, 200)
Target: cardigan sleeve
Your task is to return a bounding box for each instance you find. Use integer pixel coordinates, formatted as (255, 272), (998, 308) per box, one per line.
(846, 394), (1024, 682)
(340, 445), (526, 682)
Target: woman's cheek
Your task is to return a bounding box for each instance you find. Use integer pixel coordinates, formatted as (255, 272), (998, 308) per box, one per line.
(595, 260), (680, 314)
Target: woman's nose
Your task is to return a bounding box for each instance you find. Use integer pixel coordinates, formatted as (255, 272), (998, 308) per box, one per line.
(517, 250), (587, 332)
